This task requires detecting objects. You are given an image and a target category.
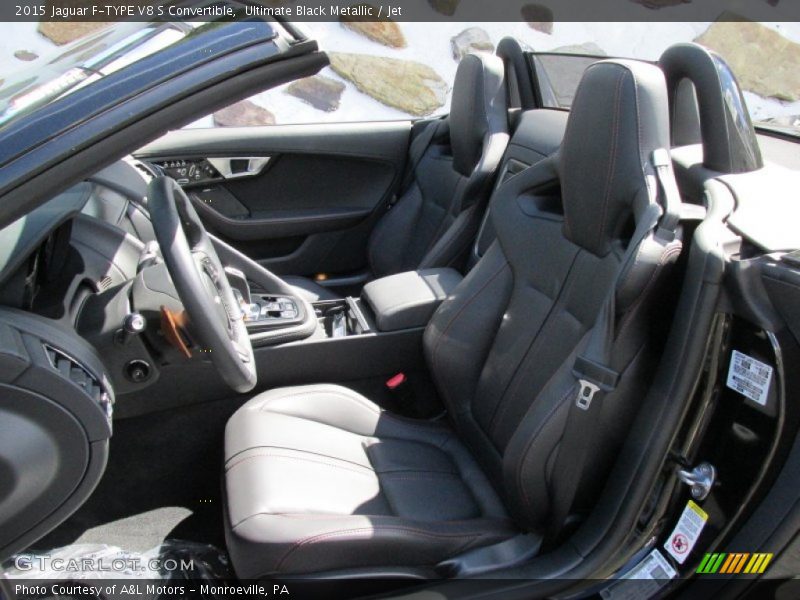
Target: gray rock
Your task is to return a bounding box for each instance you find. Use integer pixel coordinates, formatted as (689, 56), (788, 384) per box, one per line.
(329, 52), (447, 117)
(213, 100), (275, 127)
(287, 75), (345, 112)
(696, 18), (800, 102)
(38, 22), (110, 45)
(450, 27), (494, 61)
(428, 0), (460, 16)
(14, 50), (39, 62)
(761, 115), (800, 128)
(341, 5), (406, 48)
(521, 4), (554, 34)
(631, 0), (691, 8)
(550, 42), (607, 56)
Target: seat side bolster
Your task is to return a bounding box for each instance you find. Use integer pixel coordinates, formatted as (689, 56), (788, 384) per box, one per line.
(228, 512), (516, 578)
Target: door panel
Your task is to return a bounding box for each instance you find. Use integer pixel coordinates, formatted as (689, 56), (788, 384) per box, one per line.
(136, 121), (411, 275)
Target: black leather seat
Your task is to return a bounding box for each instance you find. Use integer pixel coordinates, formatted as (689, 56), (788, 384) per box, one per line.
(224, 385), (516, 577)
(224, 59), (684, 578)
(285, 52), (509, 301)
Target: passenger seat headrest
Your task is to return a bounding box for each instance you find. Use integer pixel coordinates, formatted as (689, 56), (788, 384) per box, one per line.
(449, 53), (508, 177)
(560, 60), (671, 257)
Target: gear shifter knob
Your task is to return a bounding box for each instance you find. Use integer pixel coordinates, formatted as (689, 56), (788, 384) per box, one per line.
(224, 266), (252, 306)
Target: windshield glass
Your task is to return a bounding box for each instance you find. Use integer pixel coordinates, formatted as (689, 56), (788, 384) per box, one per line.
(520, 21), (799, 139)
(531, 48), (799, 138)
(0, 22), (199, 128)
(1, 21), (798, 138)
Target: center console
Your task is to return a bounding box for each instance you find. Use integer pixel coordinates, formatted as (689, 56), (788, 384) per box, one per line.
(249, 268), (463, 390)
(222, 265), (306, 333)
(306, 267), (462, 340)
(314, 297), (373, 338)
(116, 258), (464, 417)
(244, 294), (300, 327)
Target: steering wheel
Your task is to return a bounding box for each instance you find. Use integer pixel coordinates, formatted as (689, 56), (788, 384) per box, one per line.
(148, 176), (257, 394)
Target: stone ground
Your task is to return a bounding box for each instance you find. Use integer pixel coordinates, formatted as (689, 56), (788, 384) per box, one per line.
(1, 19), (799, 129)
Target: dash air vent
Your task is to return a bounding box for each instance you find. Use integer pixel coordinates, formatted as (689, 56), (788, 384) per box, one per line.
(130, 159), (159, 181)
(44, 344), (106, 405)
(96, 275), (113, 291)
(0, 308), (112, 557)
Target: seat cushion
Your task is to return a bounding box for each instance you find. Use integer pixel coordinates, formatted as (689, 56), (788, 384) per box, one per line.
(224, 384), (516, 578)
(282, 275), (342, 302)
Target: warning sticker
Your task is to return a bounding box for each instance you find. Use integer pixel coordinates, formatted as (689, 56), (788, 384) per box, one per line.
(600, 549), (677, 600)
(664, 500), (708, 564)
(726, 350), (773, 406)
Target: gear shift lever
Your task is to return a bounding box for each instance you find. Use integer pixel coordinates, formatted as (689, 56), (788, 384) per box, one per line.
(224, 266), (252, 305)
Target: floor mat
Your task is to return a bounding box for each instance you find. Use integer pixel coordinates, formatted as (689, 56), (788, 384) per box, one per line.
(51, 508), (195, 554)
(32, 396), (242, 553)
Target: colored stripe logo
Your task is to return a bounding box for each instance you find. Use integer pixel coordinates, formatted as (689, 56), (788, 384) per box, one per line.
(696, 553), (773, 574)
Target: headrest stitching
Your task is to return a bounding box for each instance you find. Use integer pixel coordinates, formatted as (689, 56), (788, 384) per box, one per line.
(626, 64), (657, 222)
(558, 66), (595, 242)
(594, 70), (627, 252)
(629, 67), (644, 177)
(561, 61), (626, 245)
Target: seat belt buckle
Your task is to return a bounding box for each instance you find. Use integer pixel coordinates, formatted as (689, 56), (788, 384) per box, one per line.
(572, 356), (619, 410)
(576, 379), (601, 410)
(652, 147), (671, 168)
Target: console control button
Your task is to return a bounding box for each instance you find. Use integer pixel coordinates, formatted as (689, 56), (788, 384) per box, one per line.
(248, 296), (299, 323)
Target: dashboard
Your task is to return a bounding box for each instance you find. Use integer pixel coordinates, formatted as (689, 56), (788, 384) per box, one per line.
(0, 156), (313, 407)
(0, 159), (175, 395)
(0, 160), (155, 311)
(0, 163), (146, 560)
(14, 220), (72, 313)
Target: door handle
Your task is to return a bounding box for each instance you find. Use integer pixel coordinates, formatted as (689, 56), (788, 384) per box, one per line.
(206, 157), (271, 180)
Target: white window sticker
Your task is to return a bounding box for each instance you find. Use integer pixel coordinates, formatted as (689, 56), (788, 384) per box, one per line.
(664, 500), (708, 564)
(600, 549), (677, 600)
(726, 350), (773, 406)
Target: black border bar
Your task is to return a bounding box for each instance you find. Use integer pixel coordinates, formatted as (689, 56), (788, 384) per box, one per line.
(4, 0), (800, 22)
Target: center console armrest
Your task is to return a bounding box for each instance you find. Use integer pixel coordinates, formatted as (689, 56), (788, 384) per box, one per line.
(361, 268), (463, 332)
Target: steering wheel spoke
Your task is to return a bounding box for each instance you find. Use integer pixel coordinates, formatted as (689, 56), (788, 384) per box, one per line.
(147, 176), (257, 393)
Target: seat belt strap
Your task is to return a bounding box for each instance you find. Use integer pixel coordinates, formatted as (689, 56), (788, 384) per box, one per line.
(652, 148), (681, 241)
(392, 118), (442, 205)
(547, 202), (664, 543)
(548, 149), (684, 542)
